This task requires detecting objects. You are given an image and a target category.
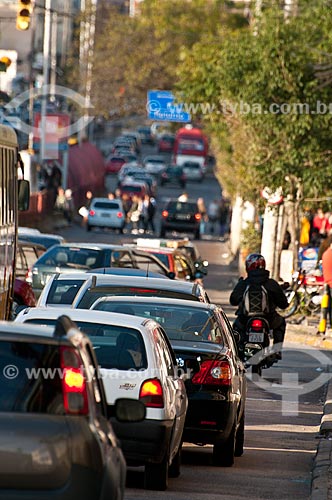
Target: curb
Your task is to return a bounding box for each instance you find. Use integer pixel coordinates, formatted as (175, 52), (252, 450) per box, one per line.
(311, 378), (332, 500)
(286, 324), (332, 351)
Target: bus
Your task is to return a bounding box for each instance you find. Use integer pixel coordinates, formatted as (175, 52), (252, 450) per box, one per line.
(0, 124), (30, 320)
(173, 125), (209, 169)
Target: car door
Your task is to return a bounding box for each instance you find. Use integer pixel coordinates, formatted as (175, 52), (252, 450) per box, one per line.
(154, 327), (187, 458)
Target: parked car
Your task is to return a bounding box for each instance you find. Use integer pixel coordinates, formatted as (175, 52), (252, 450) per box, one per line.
(160, 199), (202, 239)
(15, 308), (187, 490)
(90, 297), (247, 467)
(105, 155), (126, 174)
(160, 165), (186, 188)
(158, 133), (175, 153)
(17, 230), (65, 249)
(29, 243), (175, 298)
(1, 316), (145, 499)
(36, 273), (211, 308)
(182, 161), (205, 181)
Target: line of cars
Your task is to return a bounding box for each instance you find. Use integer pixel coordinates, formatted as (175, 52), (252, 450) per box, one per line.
(3, 227), (246, 497)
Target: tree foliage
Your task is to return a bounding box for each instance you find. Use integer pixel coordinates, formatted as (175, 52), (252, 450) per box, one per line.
(91, 0), (247, 117)
(177, 2), (332, 204)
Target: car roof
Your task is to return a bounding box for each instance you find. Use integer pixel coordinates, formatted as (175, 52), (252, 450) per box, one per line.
(17, 239), (47, 251)
(39, 243), (128, 252)
(49, 272), (198, 291)
(89, 268), (168, 279)
(0, 320), (54, 338)
(93, 296), (217, 311)
(16, 307), (157, 331)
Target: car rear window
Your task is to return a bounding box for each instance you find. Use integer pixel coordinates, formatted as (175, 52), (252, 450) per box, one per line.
(26, 321), (147, 370)
(121, 186), (143, 193)
(93, 201), (120, 210)
(77, 286), (198, 309)
(167, 202), (197, 213)
(0, 340), (64, 413)
(46, 279), (86, 304)
(37, 247), (106, 270)
(93, 303), (223, 344)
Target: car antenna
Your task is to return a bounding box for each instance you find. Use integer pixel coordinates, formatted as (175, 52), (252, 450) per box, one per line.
(146, 262), (150, 278)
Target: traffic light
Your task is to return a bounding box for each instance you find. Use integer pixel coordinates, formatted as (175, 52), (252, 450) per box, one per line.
(16, 0), (33, 31)
(0, 56), (11, 72)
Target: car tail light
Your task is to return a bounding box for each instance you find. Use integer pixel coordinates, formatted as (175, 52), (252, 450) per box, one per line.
(194, 213), (201, 221)
(130, 288), (157, 293)
(192, 359), (232, 386)
(162, 210), (168, 218)
(117, 211), (123, 218)
(60, 346), (88, 415)
(251, 319), (264, 330)
(139, 379), (164, 408)
(89, 209), (95, 216)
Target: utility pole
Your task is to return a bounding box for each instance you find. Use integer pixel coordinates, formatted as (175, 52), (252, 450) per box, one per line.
(40, 0), (51, 162)
(50, 11), (57, 102)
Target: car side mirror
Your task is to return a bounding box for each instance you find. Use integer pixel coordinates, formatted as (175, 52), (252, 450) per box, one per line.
(114, 398), (146, 423)
(168, 271), (176, 280)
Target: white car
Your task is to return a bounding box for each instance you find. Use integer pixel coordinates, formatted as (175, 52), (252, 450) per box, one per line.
(117, 163), (144, 184)
(182, 161), (205, 181)
(36, 272), (211, 308)
(143, 156), (167, 177)
(87, 197), (125, 232)
(15, 307), (188, 491)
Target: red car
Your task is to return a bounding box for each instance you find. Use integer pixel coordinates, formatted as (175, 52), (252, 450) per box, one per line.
(158, 134), (175, 153)
(13, 278), (36, 316)
(105, 156), (126, 174)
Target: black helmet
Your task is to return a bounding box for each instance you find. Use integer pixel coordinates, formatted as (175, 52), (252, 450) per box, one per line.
(245, 253), (266, 272)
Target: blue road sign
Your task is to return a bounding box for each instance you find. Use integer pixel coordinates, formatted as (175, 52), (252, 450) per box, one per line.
(147, 90), (191, 123)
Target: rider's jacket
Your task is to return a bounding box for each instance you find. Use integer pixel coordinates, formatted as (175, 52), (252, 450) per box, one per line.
(229, 269), (289, 324)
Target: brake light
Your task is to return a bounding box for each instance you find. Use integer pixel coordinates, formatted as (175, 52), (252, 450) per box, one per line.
(139, 379), (164, 408)
(194, 213), (201, 221)
(117, 211), (123, 218)
(162, 210), (168, 218)
(130, 288), (157, 293)
(60, 346), (88, 415)
(89, 209), (95, 216)
(251, 319), (264, 330)
(192, 360), (232, 386)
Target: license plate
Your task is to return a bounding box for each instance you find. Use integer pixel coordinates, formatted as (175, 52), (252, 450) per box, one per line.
(101, 213), (111, 217)
(176, 214), (188, 220)
(248, 333), (264, 343)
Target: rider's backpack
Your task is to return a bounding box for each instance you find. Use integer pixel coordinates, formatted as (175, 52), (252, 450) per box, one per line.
(241, 283), (270, 316)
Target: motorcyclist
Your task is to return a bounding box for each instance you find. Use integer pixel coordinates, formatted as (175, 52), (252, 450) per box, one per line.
(229, 253), (289, 360)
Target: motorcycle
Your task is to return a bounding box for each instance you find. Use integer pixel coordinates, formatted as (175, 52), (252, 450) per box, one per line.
(243, 316), (278, 376)
(278, 270), (324, 319)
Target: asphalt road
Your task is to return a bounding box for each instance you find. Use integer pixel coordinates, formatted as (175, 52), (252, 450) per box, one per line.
(52, 140), (328, 500)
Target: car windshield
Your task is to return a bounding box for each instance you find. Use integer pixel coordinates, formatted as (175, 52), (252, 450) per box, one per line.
(121, 186), (142, 193)
(93, 201), (121, 210)
(26, 320), (147, 370)
(92, 302), (222, 344)
(77, 286), (198, 309)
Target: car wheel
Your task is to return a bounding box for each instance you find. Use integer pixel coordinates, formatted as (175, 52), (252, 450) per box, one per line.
(87, 224), (92, 232)
(144, 454), (169, 491)
(234, 413), (245, 457)
(213, 424), (236, 467)
(194, 229), (201, 240)
(160, 228), (166, 238)
(169, 444), (182, 478)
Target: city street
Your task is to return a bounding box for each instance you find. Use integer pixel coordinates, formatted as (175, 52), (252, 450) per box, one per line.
(55, 147), (328, 500)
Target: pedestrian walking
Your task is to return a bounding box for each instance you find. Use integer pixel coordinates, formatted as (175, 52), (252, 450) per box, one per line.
(207, 199), (219, 235)
(197, 197), (207, 235)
